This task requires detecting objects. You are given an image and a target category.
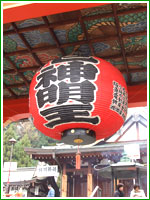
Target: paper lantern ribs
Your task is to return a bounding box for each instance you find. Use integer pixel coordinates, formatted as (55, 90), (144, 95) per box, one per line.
(29, 56), (128, 145)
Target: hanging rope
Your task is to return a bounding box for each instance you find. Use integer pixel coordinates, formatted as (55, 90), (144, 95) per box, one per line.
(76, 145), (81, 169)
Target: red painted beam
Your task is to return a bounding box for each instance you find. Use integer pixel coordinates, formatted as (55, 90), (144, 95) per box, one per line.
(3, 3), (109, 24)
(3, 98), (29, 122)
(128, 83), (147, 108)
(3, 83), (147, 124)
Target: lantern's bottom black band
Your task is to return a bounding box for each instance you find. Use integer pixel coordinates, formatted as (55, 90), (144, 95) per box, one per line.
(61, 128), (96, 145)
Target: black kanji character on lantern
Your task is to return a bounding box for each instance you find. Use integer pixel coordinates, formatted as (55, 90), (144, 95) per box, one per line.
(40, 104), (99, 128)
(112, 99), (117, 105)
(113, 81), (119, 86)
(58, 61), (98, 82)
(35, 66), (56, 89)
(113, 92), (118, 100)
(122, 113), (126, 120)
(122, 88), (126, 96)
(118, 102), (121, 107)
(119, 110), (122, 115)
(118, 97), (122, 102)
(113, 87), (119, 93)
(36, 85), (57, 108)
(51, 56), (99, 64)
(58, 80), (96, 104)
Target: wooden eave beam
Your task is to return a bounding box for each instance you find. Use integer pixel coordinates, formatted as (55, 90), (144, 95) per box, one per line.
(78, 10), (95, 56)
(42, 16), (65, 56)
(112, 4), (131, 84)
(4, 6), (146, 35)
(4, 30), (146, 57)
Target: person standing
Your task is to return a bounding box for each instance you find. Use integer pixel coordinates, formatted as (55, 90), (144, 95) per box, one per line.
(114, 183), (124, 197)
(47, 184), (55, 197)
(130, 184), (146, 197)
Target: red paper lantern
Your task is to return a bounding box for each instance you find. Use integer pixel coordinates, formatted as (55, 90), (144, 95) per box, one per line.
(29, 56), (128, 145)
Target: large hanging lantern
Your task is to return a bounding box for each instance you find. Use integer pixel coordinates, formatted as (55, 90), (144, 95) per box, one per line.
(29, 56), (128, 145)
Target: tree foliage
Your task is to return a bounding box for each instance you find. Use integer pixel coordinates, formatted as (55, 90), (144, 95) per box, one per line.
(13, 134), (34, 167)
(3, 123), (17, 163)
(3, 120), (58, 167)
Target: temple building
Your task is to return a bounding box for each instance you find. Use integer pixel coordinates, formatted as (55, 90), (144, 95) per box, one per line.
(25, 112), (147, 197)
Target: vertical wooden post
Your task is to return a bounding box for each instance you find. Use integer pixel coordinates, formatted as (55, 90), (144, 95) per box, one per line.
(61, 164), (67, 197)
(87, 164), (93, 197)
(115, 177), (119, 191)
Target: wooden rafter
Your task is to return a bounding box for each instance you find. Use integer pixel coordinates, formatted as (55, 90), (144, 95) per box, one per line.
(11, 22), (43, 67)
(4, 49), (147, 75)
(42, 16), (65, 56)
(4, 66), (40, 74)
(4, 6), (146, 36)
(112, 4), (131, 84)
(4, 56), (29, 87)
(78, 11), (95, 56)
(3, 4), (147, 100)
(4, 30), (146, 58)
(3, 82), (17, 98)
(102, 49), (147, 60)
(4, 83), (25, 89)
(83, 6), (146, 22)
